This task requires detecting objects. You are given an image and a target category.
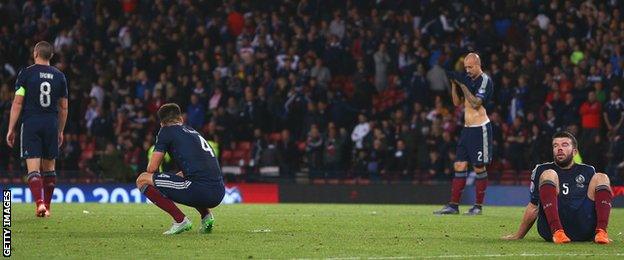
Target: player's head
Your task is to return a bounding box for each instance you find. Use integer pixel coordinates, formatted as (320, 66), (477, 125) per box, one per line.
(158, 103), (183, 126)
(463, 53), (482, 79)
(551, 131), (578, 168)
(33, 41), (54, 61)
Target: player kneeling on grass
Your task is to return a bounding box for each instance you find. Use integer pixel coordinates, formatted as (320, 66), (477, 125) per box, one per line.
(136, 103), (225, 235)
(503, 131), (613, 244)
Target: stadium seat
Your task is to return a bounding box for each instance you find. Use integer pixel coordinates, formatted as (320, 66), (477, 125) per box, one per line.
(343, 179), (356, 185)
(327, 179), (340, 185)
(237, 141), (251, 151)
(221, 150), (233, 164)
(357, 178), (371, 185)
(269, 132), (282, 142)
(222, 166), (243, 175)
(259, 166), (279, 177)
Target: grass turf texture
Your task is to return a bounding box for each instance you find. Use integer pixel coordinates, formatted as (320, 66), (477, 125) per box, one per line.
(10, 204), (624, 259)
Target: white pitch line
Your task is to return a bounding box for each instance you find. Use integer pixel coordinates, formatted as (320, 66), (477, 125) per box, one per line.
(298, 253), (624, 260)
(422, 253), (624, 258)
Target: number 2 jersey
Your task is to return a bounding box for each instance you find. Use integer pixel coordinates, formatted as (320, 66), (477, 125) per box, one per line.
(154, 125), (223, 184)
(14, 64), (68, 120)
(529, 162), (595, 209)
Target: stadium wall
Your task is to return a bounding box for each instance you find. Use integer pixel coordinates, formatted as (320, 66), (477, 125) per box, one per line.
(4, 184), (624, 207)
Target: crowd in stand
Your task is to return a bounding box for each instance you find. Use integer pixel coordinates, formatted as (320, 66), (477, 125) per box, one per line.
(1, 0), (624, 185)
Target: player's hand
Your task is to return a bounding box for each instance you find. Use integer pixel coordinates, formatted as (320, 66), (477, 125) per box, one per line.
(58, 132), (64, 148)
(501, 233), (522, 240)
(6, 130), (15, 148)
(176, 171), (184, 177)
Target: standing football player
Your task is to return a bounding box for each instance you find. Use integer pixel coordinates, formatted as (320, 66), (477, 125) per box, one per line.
(434, 53), (494, 215)
(136, 103), (225, 235)
(503, 131), (612, 244)
(6, 41), (68, 217)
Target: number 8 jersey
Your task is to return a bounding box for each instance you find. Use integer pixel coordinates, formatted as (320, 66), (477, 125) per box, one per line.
(14, 64), (68, 120)
(154, 125), (223, 183)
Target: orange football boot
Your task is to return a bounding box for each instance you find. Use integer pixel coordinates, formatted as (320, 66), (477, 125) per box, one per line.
(552, 229), (571, 244)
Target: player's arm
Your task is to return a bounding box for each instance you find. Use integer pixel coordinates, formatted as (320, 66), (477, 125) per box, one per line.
(457, 82), (482, 109)
(146, 151), (165, 174)
(6, 89), (25, 148)
(450, 79), (464, 107)
(57, 98), (68, 146)
(148, 128), (170, 173)
(502, 202), (538, 240)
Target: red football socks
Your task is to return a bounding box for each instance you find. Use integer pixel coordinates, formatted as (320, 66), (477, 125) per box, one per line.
(450, 171), (467, 204)
(42, 171), (56, 210)
(142, 185), (185, 223)
(27, 171), (44, 205)
(595, 185), (612, 231)
(539, 181), (563, 233)
(475, 171), (488, 205)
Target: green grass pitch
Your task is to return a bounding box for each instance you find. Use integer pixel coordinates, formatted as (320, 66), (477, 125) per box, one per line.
(9, 203), (624, 259)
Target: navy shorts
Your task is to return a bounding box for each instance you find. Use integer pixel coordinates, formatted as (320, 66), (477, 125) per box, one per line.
(20, 115), (58, 159)
(537, 197), (596, 242)
(456, 122), (493, 166)
(152, 172), (225, 208)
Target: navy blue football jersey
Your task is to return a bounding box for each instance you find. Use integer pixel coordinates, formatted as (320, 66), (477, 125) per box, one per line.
(530, 162), (595, 209)
(464, 73), (493, 104)
(154, 125), (223, 183)
(14, 64), (68, 120)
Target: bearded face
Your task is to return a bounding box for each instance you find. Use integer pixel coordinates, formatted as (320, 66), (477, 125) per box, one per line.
(552, 137), (576, 168)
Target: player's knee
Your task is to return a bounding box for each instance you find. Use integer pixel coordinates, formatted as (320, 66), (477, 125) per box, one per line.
(473, 165), (486, 173)
(136, 172), (152, 189)
(41, 159), (55, 172)
(539, 169), (558, 184)
(592, 173), (610, 186)
(454, 162), (468, 171)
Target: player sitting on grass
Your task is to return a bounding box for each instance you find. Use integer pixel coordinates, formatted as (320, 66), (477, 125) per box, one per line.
(136, 103), (225, 235)
(503, 131), (613, 244)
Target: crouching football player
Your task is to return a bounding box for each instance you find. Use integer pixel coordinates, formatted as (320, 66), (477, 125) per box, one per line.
(136, 103), (225, 235)
(503, 131), (613, 244)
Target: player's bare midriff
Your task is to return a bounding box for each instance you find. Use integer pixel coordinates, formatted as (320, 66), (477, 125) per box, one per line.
(464, 102), (489, 127)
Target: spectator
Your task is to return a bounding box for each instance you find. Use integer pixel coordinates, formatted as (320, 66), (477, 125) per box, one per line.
(2, 0), (624, 181)
(426, 60), (450, 97)
(277, 129), (298, 180)
(373, 43), (390, 92)
(351, 114), (370, 150)
(367, 139), (386, 182)
(85, 97), (99, 131)
(305, 126), (324, 179)
(310, 58), (331, 88)
(89, 77), (105, 107)
(604, 90), (624, 136)
(579, 91), (602, 150)
(187, 94), (206, 130)
(384, 139), (411, 181)
(323, 125), (345, 179)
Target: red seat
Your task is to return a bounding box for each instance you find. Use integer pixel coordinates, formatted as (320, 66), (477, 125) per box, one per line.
(343, 179), (356, 185)
(312, 179), (326, 185)
(221, 150), (233, 164)
(237, 141), (251, 151)
(232, 150), (247, 160)
(269, 132), (282, 142)
(357, 179), (371, 185)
